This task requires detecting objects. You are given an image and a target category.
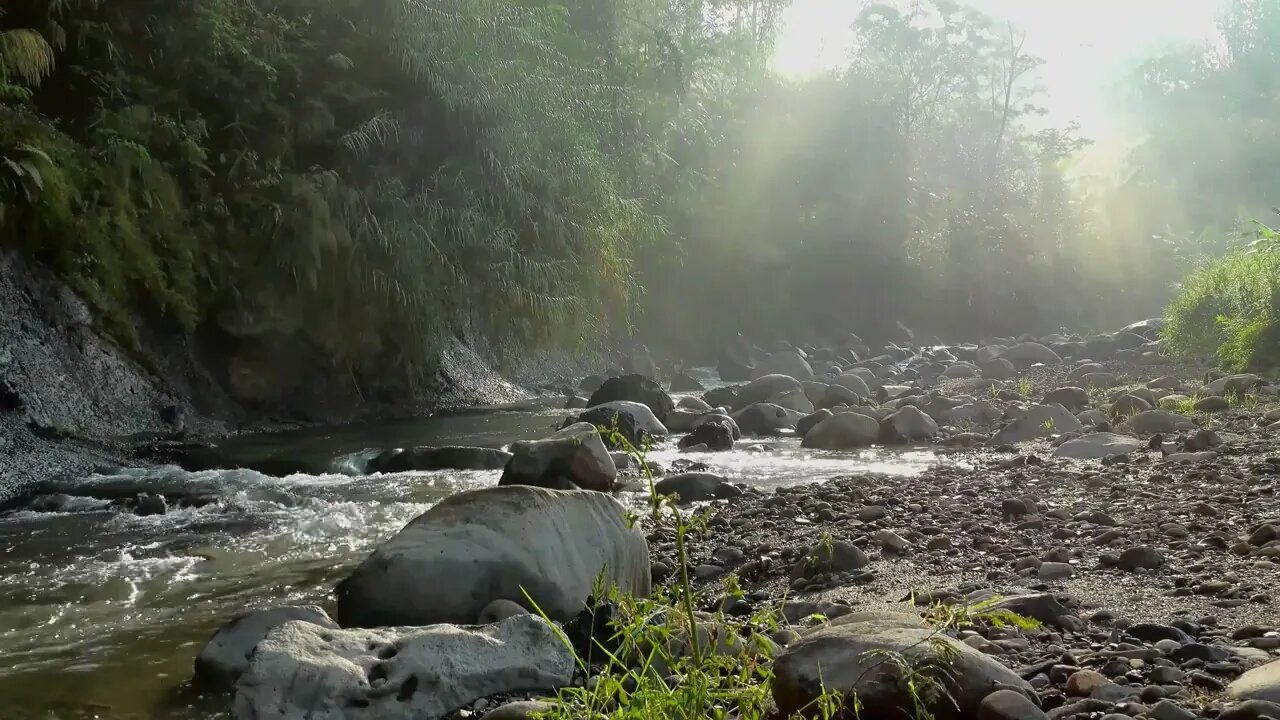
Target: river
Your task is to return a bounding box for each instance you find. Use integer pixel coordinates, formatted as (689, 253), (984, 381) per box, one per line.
(0, 389), (942, 719)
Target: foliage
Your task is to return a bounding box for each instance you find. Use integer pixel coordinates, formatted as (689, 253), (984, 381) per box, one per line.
(1165, 225), (1280, 371)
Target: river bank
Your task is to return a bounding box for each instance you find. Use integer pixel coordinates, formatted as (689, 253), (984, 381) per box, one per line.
(4, 289), (1280, 719)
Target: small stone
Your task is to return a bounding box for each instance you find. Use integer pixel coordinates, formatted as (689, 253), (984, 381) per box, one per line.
(1066, 669), (1111, 697)
(1150, 699), (1196, 720)
(977, 688), (1047, 719)
(1038, 562), (1075, 580)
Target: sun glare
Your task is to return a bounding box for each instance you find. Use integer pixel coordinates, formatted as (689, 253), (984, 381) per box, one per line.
(773, 0), (1226, 134)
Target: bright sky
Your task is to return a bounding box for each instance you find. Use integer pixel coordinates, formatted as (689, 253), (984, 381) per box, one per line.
(773, 0), (1226, 136)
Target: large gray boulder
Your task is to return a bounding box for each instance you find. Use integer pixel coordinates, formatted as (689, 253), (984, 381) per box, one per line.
(767, 388), (816, 414)
(990, 403), (1083, 445)
(366, 447), (512, 474)
(196, 606), (338, 691)
(233, 614), (574, 720)
(1053, 432), (1143, 459)
(879, 406), (938, 443)
(829, 373), (872, 398)
(802, 412), (879, 449)
(736, 374), (804, 408)
(1001, 342), (1062, 368)
(754, 351), (814, 380)
(583, 401), (670, 437)
(733, 403), (799, 435)
(585, 374), (673, 423)
(771, 610), (1035, 719)
(1128, 409), (1196, 435)
(499, 422), (616, 491)
(335, 486), (650, 627)
(1227, 659), (1280, 704)
(1202, 373), (1261, 397)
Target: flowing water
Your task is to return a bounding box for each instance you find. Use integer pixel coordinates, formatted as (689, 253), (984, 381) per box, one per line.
(0, 385), (945, 720)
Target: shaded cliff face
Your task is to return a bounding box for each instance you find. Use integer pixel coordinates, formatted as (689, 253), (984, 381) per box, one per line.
(0, 250), (239, 499)
(0, 249), (597, 500)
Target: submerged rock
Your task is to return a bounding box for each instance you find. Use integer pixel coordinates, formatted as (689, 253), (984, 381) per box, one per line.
(336, 485), (649, 627)
(366, 446), (512, 474)
(234, 614), (573, 720)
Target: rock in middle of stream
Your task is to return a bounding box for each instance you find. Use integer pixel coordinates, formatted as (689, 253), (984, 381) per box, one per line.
(335, 485), (650, 627)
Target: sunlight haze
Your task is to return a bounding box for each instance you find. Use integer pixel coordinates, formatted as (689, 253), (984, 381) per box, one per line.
(774, 0), (1227, 136)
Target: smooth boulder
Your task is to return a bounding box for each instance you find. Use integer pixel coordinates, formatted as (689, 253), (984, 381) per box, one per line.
(1001, 342), (1062, 368)
(195, 605), (338, 691)
(335, 486), (650, 627)
(802, 412), (879, 449)
(772, 611), (1035, 719)
(234, 615), (574, 720)
(583, 401), (669, 437)
(499, 422), (617, 491)
(734, 403), (798, 435)
(677, 418), (735, 452)
(1228, 659), (1280, 704)
(990, 403), (1083, 444)
(879, 405), (938, 443)
(1129, 409), (1196, 435)
(1053, 432), (1143, 459)
(736, 374), (804, 408)
(754, 350), (814, 380)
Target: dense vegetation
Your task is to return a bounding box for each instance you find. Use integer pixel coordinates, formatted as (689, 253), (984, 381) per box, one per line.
(1, 0), (1278, 409)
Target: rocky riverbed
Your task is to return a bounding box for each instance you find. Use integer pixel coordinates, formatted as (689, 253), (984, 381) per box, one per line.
(6, 321), (1280, 720)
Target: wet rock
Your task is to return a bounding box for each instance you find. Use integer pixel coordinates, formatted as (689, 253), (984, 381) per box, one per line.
(195, 605), (338, 691)
(879, 405), (939, 443)
(677, 419), (735, 452)
(1219, 700), (1280, 720)
(669, 372), (704, 393)
(579, 401), (669, 439)
(234, 614), (573, 720)
(654, 473), (741, 502)
(499, 422), (617, 491)
(586, 374), (674, 423)
(336, 486), (649, 627)
(368, 446), (513, 474)
(734, 403), (798, 436)
(736, 375), (805, 408)
(771, 611), (1035, 719)
(796, 409), (833, 437)
(802, 412), (879, 449)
